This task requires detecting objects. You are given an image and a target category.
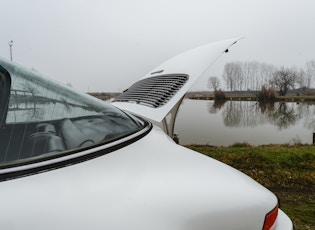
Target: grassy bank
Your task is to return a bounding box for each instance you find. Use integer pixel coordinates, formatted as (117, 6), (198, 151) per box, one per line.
(186, 144), (315, 230)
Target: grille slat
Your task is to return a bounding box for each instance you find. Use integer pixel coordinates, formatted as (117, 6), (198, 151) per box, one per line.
(114, 74), (189, 108)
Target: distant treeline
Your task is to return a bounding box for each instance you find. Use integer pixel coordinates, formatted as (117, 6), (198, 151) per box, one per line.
(209, 60), (315, 94)
(88, 92), (120, 101)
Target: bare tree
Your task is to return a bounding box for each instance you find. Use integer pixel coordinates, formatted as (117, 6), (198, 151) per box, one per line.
(245, 61), (259, 90)
(241, 61), (254, 90)
(222, 63), (234, 91)
(222, 62), (242, 91)
(305, 60), (315, 88)
(208, 76), (221, 91)
(258, 63), (275, 89)
(269, 66), (297, 96)
(243, 62), (275, 90)
(222, 61), (276, 91)
(296, 67), (307, 90)
(234, 62), (245, 90)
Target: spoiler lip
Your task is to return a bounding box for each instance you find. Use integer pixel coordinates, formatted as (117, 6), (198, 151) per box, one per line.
(112, 37), (243, 122)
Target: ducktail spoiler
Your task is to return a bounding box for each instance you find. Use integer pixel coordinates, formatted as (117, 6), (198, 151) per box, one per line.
(112, 38), (242, 126)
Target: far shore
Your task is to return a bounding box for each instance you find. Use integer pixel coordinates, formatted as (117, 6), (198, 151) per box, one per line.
(89, 91), (315, 102)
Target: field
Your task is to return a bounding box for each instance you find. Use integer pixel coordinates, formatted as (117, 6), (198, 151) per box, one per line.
(186, 144), (315, 230)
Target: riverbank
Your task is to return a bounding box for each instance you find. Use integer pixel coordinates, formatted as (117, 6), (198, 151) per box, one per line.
(88, 92), (120, 101)
(186, 143), (315, 230)
(186, 91), (315, 102)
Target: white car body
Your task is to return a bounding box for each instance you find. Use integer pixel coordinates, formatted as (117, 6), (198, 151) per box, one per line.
(0, 38), (293, 229)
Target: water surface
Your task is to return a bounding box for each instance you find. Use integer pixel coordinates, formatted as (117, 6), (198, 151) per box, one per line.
(175, 99), (315, 146)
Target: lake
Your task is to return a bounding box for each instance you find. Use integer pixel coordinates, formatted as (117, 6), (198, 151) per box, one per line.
(175, 99), (315, 146)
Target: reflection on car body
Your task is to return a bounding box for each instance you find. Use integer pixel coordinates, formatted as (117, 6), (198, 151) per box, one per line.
(0, 38), (293, 229)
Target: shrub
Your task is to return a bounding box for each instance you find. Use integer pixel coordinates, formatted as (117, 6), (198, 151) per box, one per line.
(257, 85), (276, 102)
(230, 142), (252, 147)
(214, 89), (227, 100)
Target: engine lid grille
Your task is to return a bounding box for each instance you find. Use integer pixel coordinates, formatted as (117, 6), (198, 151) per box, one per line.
(114, 74), (189, 108)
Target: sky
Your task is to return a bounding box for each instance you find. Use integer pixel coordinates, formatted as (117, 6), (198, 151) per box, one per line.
(1, 0), (315, 92)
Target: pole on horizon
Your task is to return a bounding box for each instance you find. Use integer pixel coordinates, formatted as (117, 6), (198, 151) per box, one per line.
(9, 40), (13, 61)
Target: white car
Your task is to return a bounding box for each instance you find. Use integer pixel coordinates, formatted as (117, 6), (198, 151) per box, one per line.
(0, 38), (293, 230)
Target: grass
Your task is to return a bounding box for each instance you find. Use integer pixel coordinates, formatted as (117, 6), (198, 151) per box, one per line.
(186, 143), (315, 230)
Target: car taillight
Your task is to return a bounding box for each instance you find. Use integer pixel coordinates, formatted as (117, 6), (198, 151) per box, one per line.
(262, 204), (279, 230)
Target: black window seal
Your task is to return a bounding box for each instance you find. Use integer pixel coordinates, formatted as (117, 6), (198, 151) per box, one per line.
(0, 65), (11, 127)
(0, 119), (152, 182)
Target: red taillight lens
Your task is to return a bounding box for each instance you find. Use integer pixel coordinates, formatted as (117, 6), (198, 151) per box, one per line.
(262, 204), (278, 230)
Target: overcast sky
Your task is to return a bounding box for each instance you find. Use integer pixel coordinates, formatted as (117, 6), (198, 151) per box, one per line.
(1, 0), (315, 92)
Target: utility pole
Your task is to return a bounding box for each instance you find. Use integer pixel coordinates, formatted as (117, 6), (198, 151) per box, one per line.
(9, 40), (13, 61)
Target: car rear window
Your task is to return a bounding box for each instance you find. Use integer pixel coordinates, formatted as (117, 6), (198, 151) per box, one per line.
(0, 60), (146, 168)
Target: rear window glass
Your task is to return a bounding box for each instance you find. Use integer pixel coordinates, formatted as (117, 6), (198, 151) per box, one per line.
(0, 60), (145, 167)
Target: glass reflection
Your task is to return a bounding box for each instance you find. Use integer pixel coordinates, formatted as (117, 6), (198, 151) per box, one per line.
(7, 66), (105, 123)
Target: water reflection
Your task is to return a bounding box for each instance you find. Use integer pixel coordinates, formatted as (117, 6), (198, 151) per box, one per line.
(175, 99), (315, 146)
(208, 101), (314, 130)
(209, 100), (226, 113)
(271, 103), (298, 130)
